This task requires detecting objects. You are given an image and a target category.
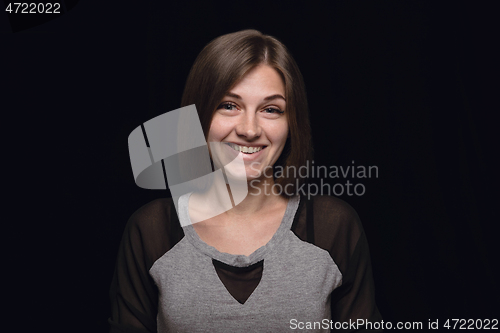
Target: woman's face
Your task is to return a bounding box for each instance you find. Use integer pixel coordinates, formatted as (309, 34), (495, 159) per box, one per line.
(207, 64), (288, 182)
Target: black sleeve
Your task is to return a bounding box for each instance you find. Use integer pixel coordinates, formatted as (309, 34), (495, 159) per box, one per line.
(108, 198), (183, 333)
(312, 196), (383, 331)
(329, 231), (383, 331)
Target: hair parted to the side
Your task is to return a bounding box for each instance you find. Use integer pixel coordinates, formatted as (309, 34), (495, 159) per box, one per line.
(181, 29), (313, 198)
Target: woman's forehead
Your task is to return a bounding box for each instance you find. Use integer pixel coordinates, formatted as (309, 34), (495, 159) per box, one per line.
(226, 65), (286, 100)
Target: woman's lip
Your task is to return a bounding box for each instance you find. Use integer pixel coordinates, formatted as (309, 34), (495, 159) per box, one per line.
(222, 143), (267, 161)
(225, 142), (268, 148)
(240, 146), (266, 161)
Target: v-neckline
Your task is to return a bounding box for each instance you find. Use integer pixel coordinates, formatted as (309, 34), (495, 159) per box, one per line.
(179, 193), (300, 267)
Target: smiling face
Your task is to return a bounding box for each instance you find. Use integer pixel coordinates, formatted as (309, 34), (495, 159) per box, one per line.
(207, 64), (289, 182)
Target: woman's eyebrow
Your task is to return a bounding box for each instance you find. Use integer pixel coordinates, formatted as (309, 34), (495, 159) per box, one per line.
(225, 92), (286, 101)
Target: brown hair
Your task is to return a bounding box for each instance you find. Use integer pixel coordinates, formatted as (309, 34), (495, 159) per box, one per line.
(180, 29), (313, 197)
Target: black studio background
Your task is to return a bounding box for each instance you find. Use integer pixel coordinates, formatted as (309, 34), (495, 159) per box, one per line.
(3, 0), (498, 331)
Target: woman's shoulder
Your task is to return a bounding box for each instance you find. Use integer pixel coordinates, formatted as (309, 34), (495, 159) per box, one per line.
(122, 197), (184, 266)
(310, 195), (365, 239)
(128, 197), (175, 223)
(311, 195), (362, 222)
(125, 197), (180, 237)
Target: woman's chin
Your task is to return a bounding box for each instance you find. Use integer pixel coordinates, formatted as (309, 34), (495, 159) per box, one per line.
(223, 169), (257, 182)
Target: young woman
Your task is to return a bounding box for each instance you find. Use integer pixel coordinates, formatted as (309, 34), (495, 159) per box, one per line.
(109, 29), (382, 332)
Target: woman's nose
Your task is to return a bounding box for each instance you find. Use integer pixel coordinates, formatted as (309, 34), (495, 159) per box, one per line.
(235, 111), (261, 139)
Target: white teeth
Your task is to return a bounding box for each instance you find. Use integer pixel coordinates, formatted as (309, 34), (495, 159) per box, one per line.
(227, 143), (264, 154)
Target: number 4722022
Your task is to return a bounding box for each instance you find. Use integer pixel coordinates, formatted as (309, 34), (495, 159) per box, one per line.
(5, 3), (61, 14)
(444, 319), (498, 330)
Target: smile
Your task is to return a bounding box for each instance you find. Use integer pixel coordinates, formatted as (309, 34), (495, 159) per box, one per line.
(226, 143), (266, 154)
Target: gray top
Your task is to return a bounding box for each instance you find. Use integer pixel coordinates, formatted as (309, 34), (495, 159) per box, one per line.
(108, 194), (383, 332)
(150, 194), (342, 332)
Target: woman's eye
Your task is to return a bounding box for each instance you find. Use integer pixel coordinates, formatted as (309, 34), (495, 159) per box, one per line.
(218, 103), (238, 111)
(263, 108), (284, 114)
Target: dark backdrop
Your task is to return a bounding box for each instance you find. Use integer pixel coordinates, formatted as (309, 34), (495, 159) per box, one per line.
(3, 0), (498, 331)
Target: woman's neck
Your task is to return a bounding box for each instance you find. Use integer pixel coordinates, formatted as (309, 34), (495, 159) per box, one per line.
(188, 174), (286, 225)
(227, 176), (284, 215)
